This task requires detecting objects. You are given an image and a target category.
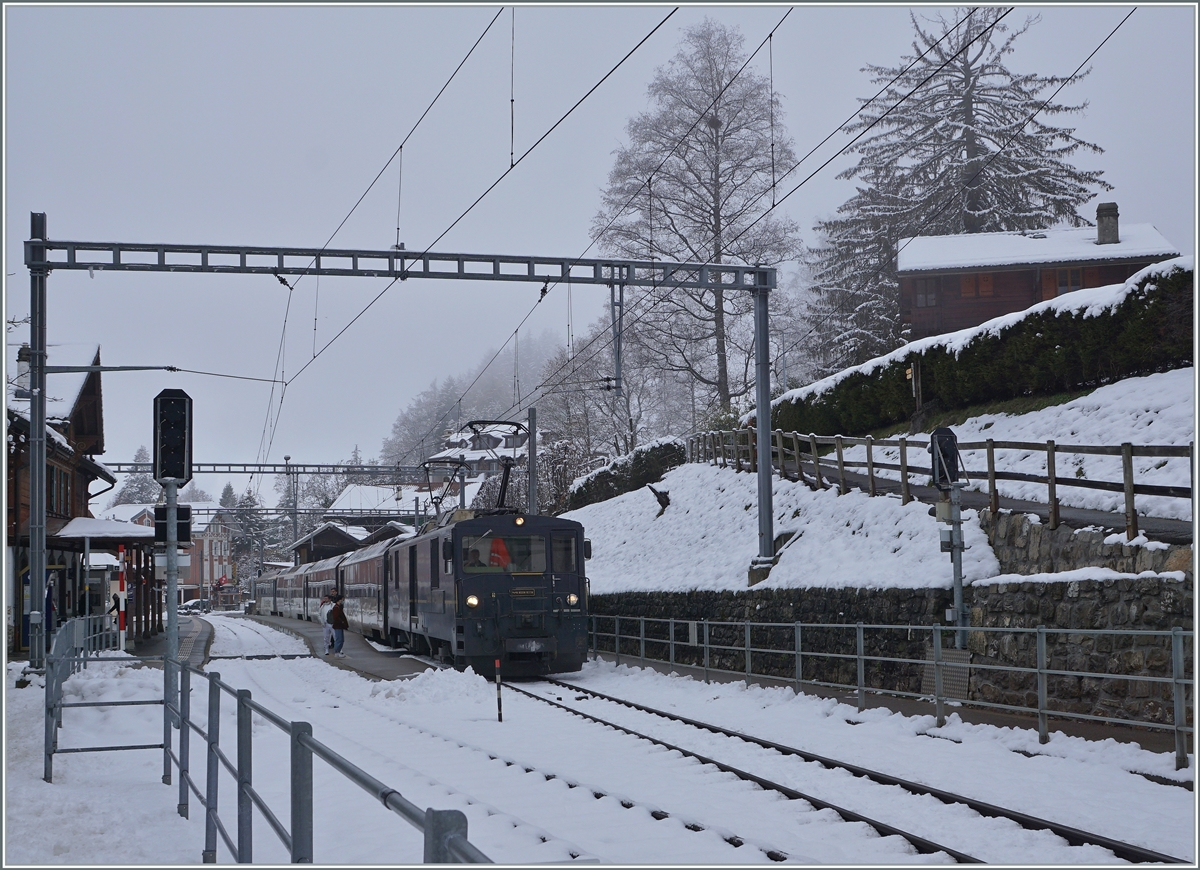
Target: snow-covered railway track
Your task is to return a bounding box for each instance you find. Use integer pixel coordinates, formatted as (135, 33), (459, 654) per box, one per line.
(223, 659), (955, 863)
(530, 679), (1187, 865)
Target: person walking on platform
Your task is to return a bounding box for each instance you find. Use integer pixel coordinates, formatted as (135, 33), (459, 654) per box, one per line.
(329, 592), (348, 658)
(318, 593), (334, 655)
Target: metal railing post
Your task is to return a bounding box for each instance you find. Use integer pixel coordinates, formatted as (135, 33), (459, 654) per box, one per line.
(614, 616), (620, 666)
(669, 617), (675, 668)
(1173, 627), (1188, 770)
(178, 666), (191, 819)
(794, 622), (802, 690)
(1046, 440), (1059, 529)
(899, 437), (911, 504)
(204, 672), (222, 863)
(43, 649), (56, 783)
(163, 657), (173, 785)
(639, 617), (645, 662)
(1037, 627), (1049, 745)
(237, 689), (253, 863)
(424, 808), (469, 863)
(856, 622), (865, 712)
(744, 622), (752, 678)
(933, 625), (945, 728)
(703, 620), (710, 684)
(290, 722), (314, 863)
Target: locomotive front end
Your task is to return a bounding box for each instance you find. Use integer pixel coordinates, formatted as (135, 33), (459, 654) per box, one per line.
(454, 515), (589, 677)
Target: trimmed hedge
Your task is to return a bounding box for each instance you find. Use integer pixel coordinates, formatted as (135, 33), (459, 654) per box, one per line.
(566, 438), (687, 511)
(774, 264), (1193, 437)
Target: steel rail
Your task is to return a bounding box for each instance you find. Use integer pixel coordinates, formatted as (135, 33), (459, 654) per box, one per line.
(503, 683), (981, 863)
(543, 679), (1188, 865)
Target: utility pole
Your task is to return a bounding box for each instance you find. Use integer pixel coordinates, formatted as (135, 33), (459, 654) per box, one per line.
(27, 213), (48, 668)
(527, 407), (537, 515)
(284, 455), (298, 558)
(748, 277), (777, 585)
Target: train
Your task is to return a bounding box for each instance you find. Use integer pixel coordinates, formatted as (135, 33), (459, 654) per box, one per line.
(254, 506), (592, 677)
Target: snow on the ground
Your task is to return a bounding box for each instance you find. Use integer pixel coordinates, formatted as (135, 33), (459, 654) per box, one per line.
(5, 615), (1193, 865)
(563, 461), (1000, 593)
(838, 367), (1196, 521)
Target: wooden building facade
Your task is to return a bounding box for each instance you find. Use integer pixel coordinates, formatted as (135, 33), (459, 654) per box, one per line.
(897, 203), (1180, 340)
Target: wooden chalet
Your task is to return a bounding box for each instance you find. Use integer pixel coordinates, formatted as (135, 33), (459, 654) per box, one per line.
(897, 203), (1180, 340)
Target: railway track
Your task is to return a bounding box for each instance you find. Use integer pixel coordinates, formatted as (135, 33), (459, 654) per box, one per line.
(517, 677), (1187, 865)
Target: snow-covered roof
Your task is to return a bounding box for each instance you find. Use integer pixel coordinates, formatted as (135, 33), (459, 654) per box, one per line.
(897, 223), (1179, 274)
(52, 517), (155, 540)
(288, 521), (371, 552)
(327, 480), (487, 515)
(6, 342), (101, 421)
(100, 500), (232, 534)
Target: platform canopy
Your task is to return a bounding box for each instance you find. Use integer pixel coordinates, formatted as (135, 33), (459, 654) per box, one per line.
(51, 517), (155, 542)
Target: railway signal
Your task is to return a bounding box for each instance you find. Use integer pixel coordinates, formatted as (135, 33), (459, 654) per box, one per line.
(154, 389), (193, 486)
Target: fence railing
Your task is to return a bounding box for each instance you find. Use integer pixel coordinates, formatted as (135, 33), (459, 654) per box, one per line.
(589, 614), (1194, 770)
(40, 617), (492, 863)
(687, 430), (1193, 538)
(162, 658), (492, 863)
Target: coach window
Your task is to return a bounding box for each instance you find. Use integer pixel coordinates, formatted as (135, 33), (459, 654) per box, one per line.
(552, 534), (577, 573)
(429, 538), (440, 589)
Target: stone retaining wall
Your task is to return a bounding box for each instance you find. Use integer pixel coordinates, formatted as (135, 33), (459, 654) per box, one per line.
(978, 508), (1193, 579)
(592, 573), (1192, 724)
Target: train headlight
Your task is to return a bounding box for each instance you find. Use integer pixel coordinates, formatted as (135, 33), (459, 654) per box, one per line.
(466, 594), (480, 609)
(514, 516), (525, 526)
(566, 593), (579, 606)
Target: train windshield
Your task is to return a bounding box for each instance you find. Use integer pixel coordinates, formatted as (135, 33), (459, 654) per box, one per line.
(462, 533), (546, 573)
(551, 533), (578, 573)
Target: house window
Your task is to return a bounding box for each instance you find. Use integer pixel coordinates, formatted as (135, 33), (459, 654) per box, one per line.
(914, 277), (938, 308)
(960, 274), (977, 298)
(47, 466), (57, 514)
(1057, 268), (1081, 295)
(978, 273), (994, 296)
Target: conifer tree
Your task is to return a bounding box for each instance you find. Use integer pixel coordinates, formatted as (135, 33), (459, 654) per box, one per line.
(806, 7), (1110, 372)
(107, 446), (161, 507)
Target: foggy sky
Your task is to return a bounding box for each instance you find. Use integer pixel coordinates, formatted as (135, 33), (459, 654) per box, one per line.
(4, 4), (1195, 504)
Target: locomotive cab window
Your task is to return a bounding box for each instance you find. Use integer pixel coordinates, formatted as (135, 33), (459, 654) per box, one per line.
(551, 534), (578, 573)
(461, 533), (546, 573)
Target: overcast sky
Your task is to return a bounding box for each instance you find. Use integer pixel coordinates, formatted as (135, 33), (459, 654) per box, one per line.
(4, 3), (1195, 504)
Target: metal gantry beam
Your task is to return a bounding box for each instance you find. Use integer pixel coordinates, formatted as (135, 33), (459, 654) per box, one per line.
(23, 238), (776, 292)
(103, 463), (429, 478)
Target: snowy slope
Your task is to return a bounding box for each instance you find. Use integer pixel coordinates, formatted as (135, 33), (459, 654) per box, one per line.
(563, 462), (1000, 593)
(838, 367), (1195, 521)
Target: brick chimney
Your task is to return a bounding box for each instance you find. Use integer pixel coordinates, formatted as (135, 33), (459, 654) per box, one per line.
(1096, 201), (1119, 244)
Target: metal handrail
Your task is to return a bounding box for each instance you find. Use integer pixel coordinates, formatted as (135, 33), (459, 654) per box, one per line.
(590, 614), (1194, 770)
(163, 659), (493, 863)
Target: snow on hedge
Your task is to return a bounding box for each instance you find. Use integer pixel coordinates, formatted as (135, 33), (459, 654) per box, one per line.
(569, 436), (686, 494)
(751, 255), (1193, 421)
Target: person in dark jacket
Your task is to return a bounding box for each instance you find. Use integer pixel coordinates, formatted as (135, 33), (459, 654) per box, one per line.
(329, 593), (349, 657)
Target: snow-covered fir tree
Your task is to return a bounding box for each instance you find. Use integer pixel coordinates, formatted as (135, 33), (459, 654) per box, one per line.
(805, 7), (1110, 372)
(107, 445), (161, 507)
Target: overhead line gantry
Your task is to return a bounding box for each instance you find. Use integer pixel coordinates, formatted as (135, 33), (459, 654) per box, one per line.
(23, 214), (779, 667)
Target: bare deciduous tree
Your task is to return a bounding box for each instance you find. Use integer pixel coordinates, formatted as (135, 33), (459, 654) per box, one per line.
(592, 19), (801, 413)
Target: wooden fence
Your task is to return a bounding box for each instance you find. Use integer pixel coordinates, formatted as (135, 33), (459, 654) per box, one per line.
(687, 430), (1193, 540)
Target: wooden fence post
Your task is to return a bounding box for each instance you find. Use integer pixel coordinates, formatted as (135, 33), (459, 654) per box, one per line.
(809, 434), (824, 489)
(987, 439), (998, 514)
(791, 432), (807, 486)
(1122, 442), (1138, 540)
(866, 436), (876, 497)
(835, 436), (847, 495)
